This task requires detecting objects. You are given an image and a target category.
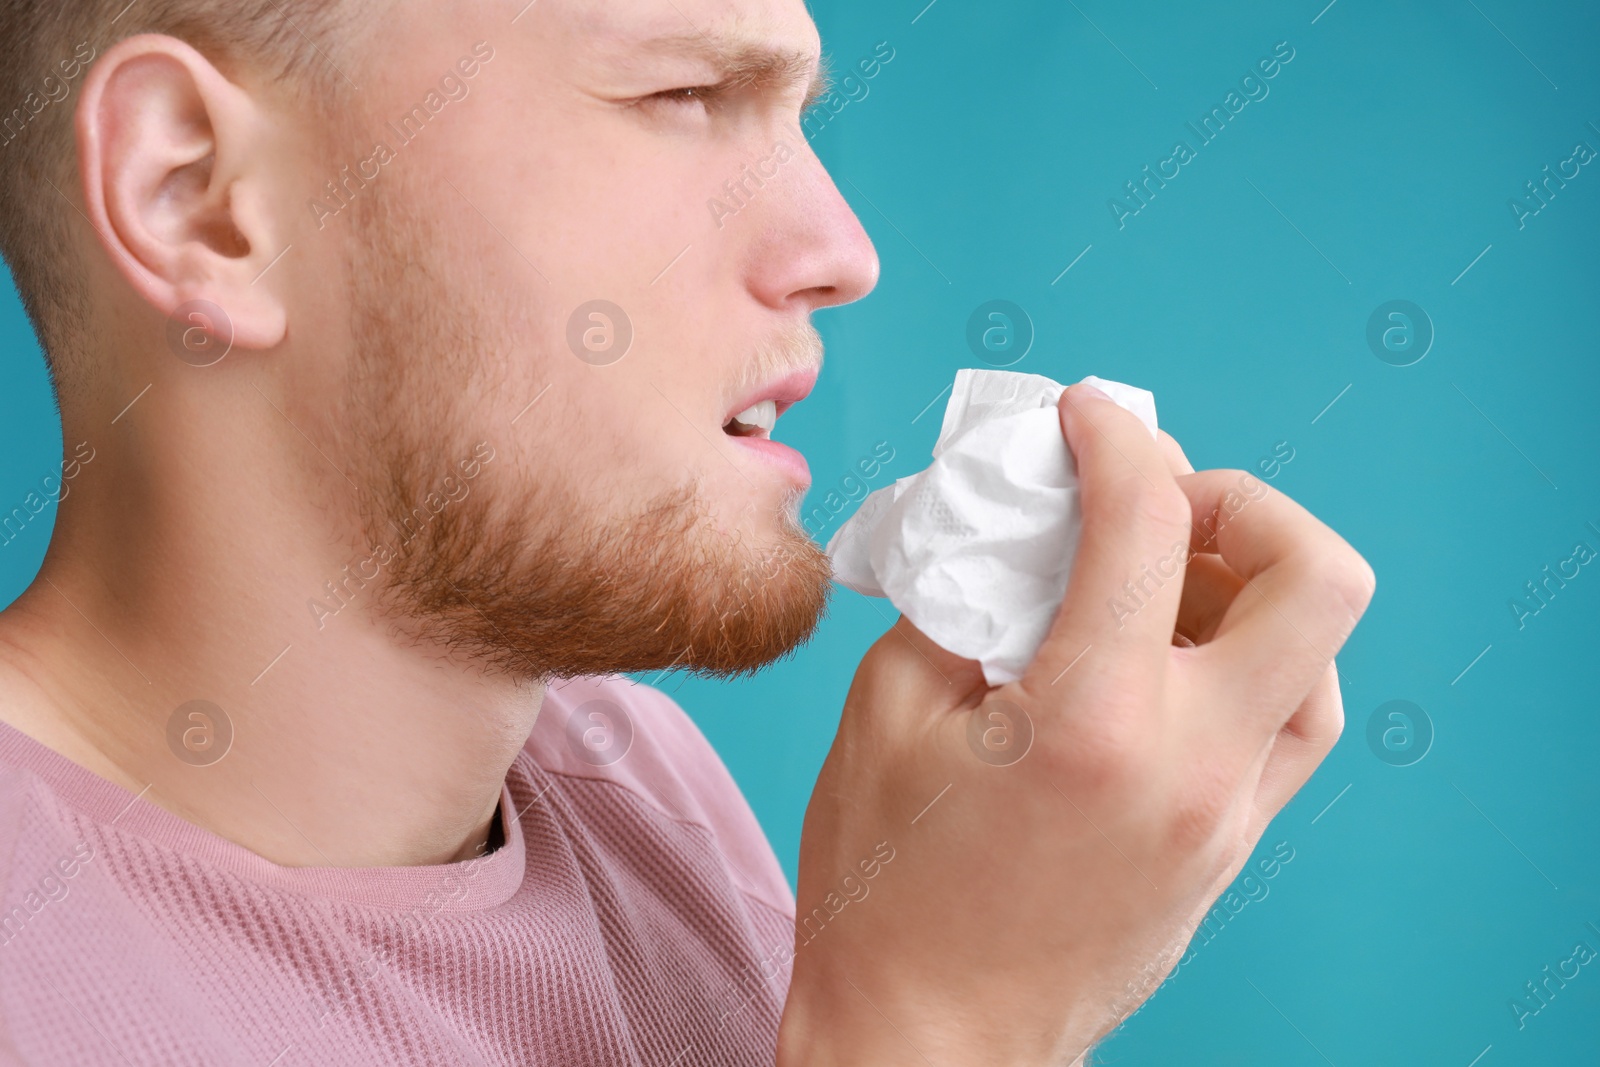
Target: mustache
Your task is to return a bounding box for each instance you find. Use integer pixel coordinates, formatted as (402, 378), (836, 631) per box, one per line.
(736, 319), (824, 396)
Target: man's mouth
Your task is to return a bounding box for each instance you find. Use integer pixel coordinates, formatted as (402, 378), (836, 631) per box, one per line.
(720, 368), (818, 440)
(723, 399), (779, 439)
(719, 367), (819, 487)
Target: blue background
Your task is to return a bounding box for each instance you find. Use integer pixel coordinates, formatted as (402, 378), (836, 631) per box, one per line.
(3, 0), (1597, 1063)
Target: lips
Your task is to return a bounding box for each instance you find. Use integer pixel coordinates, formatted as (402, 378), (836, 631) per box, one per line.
(721, 368), (818, 441)
(720, 366), (818, 487)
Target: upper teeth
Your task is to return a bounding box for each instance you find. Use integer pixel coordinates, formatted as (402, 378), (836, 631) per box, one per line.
(729, 399), (777, 434)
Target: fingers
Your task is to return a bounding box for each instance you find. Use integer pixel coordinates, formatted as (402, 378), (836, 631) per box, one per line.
(1158, 433), (1206, 644)
(1156, 430), (1195, 476)
(1175, 469), (1375, 724)
(1027, 384), (1191, 689)
(1174, 553), (1245, 645)
(1245, 665), (1344, 836)
(1176, 665), (1341, 903)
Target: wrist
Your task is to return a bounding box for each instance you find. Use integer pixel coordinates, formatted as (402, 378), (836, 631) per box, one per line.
(776, 965), (936, 1067)
(776, 955), (1099, 1067)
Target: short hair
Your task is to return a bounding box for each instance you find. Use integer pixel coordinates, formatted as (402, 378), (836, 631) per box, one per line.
(0, 1), (356, 402)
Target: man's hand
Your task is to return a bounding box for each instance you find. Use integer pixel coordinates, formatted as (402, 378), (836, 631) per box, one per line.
(776, 382), (1375, 1066)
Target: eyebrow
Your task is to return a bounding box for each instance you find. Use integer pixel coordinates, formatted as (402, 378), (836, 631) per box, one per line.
(634, 29), (834, 112)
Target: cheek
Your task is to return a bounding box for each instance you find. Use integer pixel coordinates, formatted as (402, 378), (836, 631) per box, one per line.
(503, 387), (698, 508)
(414, 123), (777, 532)
(467, 112), (698, 304)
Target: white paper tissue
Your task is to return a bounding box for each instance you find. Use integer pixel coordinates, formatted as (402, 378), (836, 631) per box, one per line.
(825, 369), (1158, 686)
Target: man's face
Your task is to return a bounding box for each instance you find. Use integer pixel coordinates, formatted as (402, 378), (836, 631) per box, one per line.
(289, 0), (878, 678)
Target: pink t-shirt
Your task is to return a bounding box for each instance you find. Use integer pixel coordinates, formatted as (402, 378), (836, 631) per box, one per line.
(0, 676), (797, 1065)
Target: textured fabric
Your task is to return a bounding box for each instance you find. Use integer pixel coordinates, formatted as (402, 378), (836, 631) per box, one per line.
(0, 676), (797, 1066)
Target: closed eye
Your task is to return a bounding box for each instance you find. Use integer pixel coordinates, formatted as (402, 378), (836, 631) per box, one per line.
(641, 84), (727, 111)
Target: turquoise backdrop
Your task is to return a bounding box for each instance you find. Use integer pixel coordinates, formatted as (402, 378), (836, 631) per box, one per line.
(2, 0), (1597, 1063)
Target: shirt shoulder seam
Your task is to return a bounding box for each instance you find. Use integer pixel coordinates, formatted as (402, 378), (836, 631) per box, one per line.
(529, 761), (794, 917)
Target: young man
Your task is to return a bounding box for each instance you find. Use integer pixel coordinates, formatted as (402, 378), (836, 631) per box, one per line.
(0, 0), (1374, 1063)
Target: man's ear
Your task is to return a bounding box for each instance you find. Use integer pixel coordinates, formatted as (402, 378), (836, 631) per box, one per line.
(76, 34), (287, 351)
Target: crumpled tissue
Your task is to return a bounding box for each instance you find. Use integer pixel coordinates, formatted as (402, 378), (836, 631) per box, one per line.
(825, 368), (1158, 686)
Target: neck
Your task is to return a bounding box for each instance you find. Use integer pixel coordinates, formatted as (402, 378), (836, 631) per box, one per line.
(0, 382), (544, 868)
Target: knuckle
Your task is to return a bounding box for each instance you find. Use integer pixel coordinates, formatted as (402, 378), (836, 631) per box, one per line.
(1284, 713), (1341, 757)
(1322, 549), (1377, 618)
(1283, 680), (1345, 752)
(1316, 702), (1347, 749)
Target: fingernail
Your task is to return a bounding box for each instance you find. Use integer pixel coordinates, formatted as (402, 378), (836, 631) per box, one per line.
(1074, 382), (1111, 402)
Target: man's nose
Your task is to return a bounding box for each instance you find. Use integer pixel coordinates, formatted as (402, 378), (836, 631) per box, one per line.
(744, 143), (880, 313)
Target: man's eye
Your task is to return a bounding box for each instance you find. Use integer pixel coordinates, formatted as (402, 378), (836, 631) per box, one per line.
(645, 85), (722, 110)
